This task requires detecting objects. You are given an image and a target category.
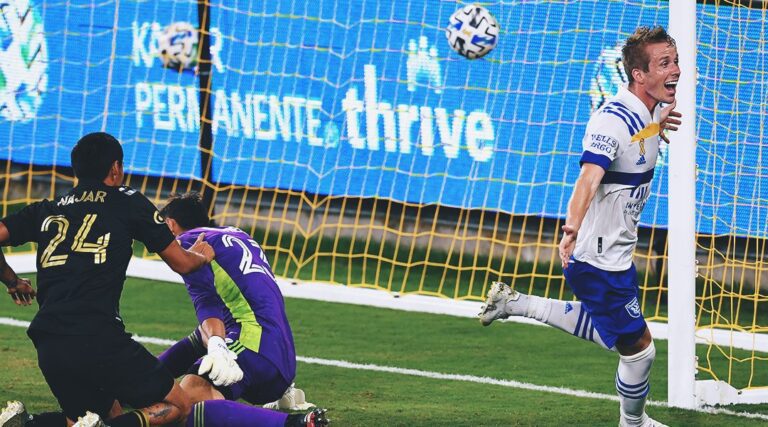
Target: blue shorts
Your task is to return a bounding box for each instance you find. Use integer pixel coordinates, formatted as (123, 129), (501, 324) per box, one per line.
(190, 348), (290, 404)
(563, 259), (647, 349)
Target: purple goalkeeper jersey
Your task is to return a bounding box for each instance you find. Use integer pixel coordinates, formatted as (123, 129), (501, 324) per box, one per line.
(177, 226), (296, 383)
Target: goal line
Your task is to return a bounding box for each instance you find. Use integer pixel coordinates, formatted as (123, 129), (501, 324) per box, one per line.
(7, 254), (768, 353)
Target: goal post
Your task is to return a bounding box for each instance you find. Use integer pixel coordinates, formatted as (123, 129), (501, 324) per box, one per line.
(666, 0), (698, 410)
(669, 0), (768, 408)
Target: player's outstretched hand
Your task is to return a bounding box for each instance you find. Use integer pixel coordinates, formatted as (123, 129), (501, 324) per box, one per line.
(659, 99), (682, 144)
(7, 278), (36, 306)
(190, 233), (215, 263)
(198, 336), (244, 387)
(559, 224), (578, 270)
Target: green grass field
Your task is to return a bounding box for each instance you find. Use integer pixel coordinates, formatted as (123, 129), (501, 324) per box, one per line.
(1, 275), (768, 426)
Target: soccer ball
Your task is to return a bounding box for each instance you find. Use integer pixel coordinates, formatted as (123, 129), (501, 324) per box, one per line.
(445, 5), (499, 59)
(157, 22), (199, 70)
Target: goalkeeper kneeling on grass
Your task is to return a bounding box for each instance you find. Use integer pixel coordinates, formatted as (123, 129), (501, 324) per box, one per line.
(156, 192), (328, 427)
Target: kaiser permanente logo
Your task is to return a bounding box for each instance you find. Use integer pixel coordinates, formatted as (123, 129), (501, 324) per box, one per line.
(131, 33), (495, 162)
(0, 0), (48, 122)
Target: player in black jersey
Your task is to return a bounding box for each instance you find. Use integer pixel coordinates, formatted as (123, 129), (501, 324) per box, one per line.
(0, 133), (214, 427)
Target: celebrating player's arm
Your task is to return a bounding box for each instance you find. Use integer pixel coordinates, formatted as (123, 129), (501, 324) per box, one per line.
(559, 163), (605, 269)
(0, 223), (36, 306)
(558, 110), (623, 269)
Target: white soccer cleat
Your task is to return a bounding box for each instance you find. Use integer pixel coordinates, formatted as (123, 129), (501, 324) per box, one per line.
(619, 413), (668, 427)
(478, 281), (519, 326)
(72, 412), (105, 427)
(0, 401), (28, 427)
(263, 383), (316, 411)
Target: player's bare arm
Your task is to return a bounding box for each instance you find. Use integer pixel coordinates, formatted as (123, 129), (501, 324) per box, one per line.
(0, 222), (36, 305)
(559, 163), (605, 269)
(196, 316), (244, 387)
(159, 233), (214, 274)
(199, 317), (227, 346)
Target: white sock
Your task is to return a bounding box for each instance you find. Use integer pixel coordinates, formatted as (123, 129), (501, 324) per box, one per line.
(506, 295), (612, 350)
(616, 341), (656, 426)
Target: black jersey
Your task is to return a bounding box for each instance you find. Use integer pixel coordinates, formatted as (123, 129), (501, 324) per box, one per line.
(1, 180), (175, 335)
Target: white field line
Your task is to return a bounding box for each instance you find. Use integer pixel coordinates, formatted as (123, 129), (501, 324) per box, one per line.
(1, 317), (767, 421)
(8, 255), (768, 353)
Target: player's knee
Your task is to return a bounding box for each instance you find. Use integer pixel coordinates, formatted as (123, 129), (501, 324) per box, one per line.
(616, 326), (653, 356)
(180, 374), (221, 403)
(164, 382), (193, 421)
(645, 340), (656, 361)
(620, 339), (656, 366)
(180, 373), (208, 389)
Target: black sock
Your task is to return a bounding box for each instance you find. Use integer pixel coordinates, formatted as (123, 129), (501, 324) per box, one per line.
(107, 411), (149, 427)
(284, 413), (307, 427)
(26, 412), (65, 427)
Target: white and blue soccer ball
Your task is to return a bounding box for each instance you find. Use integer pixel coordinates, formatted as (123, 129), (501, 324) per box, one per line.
(157, 22), (199, 70)
(445, 5), (499, 59)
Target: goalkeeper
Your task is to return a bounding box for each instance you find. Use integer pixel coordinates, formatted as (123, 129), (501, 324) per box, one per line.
(479, 26), (682, 427)
(156, 192), (327, 427)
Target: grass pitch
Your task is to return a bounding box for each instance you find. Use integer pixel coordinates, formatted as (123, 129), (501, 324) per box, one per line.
(1, 276), (767, 426)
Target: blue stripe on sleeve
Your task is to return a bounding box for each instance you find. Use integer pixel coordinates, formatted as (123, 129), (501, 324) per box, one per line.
(601, 169), (655, 186)
(605, 106), (639, 135)
(608, 102), (644, 131)
(580, 151), (612, 170)
(602, 109), (635, 137)
(610, 102), (645, 129)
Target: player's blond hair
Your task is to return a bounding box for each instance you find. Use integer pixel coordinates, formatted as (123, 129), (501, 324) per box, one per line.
(622, 26), (676, 83)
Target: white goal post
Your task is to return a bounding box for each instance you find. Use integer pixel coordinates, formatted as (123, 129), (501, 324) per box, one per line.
(667, 0), (768, 408)
(667, 0), (698, 410)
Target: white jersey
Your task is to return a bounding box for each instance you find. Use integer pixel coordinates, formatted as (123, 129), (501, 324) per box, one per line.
(573, 86), (662, 271)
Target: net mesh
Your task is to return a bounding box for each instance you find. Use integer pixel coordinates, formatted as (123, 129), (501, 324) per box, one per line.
(694, 0), (768, 391)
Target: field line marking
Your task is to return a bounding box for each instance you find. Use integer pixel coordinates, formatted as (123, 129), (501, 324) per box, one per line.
(1, 317), (767, 421)
(9, 255), (768, 353)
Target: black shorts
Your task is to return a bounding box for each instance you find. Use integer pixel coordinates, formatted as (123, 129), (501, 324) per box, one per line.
(28, 330), (174, 421)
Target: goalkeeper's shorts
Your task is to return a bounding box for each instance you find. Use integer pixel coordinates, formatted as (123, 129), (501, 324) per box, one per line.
(563, 259), (647, 349)
(29, 330), (174, 421)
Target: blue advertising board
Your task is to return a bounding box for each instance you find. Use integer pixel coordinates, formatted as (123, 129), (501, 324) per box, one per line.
(0, 0), (765, 237)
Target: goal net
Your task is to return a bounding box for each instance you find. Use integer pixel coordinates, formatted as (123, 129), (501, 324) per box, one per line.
(0, 0), (766, 405)
(691, 0), (768, 404)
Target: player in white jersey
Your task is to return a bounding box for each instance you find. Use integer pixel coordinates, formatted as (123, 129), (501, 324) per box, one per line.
(479, 26), (682, 427)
